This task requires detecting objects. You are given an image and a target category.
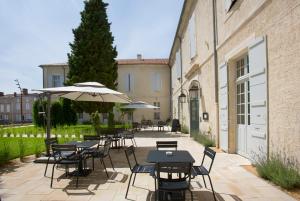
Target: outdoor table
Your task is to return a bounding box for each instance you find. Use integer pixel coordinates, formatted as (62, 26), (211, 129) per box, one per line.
(64, 140), (99, 176)
(146, 150), (195, 200)
(106, 134), (122, 149)
(146, 150), (195, 163)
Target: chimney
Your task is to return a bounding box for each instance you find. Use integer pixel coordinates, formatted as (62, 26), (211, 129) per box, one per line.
(22, 88), (28, 95)
(137, 54), (142, 60)
(0, 92), (4, 96)
(14, 92), (17, 97)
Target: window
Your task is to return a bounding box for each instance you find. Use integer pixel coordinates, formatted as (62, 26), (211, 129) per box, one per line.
(125, 73), (134, 92)
(16, 114), (21, 121)
(78, 113), (83, 119)
(52, 75), (62, 87)
(4, 114), (8, 120)
(25, 103), (30, 110)
(236, 55), (249, 78)
(25, 114), (32, 120)
(189, 12), (197, 59)
(16, 103), (20, 110)
(152, 72), (162, 92)
(0, 104), (4, 112)
(0, 114), (2, 120)
(236, 83), (245, 124)
(6, 104), (10, 113)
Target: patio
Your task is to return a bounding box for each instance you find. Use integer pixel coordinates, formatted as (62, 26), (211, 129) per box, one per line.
(0, 130), (296, 201)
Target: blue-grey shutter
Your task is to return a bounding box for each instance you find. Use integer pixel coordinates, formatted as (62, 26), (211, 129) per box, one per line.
(248, 36), (268, 158)
(219, 62), (228, 151)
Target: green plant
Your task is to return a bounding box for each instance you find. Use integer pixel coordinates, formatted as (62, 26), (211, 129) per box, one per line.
(191, 132), (215, 147)
(18, 139), (25, 159)
(0, 141), (10, 164)
(180, 125), (189, 134)
(256, 154), (300, 189)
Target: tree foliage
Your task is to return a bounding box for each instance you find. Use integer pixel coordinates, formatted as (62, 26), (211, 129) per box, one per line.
(67, 0), (118, 114)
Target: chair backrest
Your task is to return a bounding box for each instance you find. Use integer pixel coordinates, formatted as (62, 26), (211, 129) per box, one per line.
(156, 141), (178, 150)
(51, 144), (77, 161)
(156, 162), (192, 185)
(44, 137), (58, 155)
(102, 139), (112, 156)
(124, 145), (138, 172)
(83, 135), (101, 141)
(201, 147), (216, 173)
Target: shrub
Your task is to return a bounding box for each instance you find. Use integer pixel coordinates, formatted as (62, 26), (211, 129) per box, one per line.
(0, 141), (10, 164)
(18, 139), (25, 159)
(256, 154), (300, 189)
(181, 125), (189, 134)
(191, 132), (215, 147)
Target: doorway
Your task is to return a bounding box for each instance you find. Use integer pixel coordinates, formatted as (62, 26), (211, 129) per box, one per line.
(189, 82), (200, 134)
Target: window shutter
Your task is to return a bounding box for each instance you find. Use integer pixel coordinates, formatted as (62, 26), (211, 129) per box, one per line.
(219, 62), (228, 151)
(124, 74), (129, 92)
(189, 12), (196, 59)
(152, 73), (156, 91)
(176, 50), (181, 79)
(130, 73), (134, 92)
(60, 75), (64, 86)
(248, 36), (268, 158)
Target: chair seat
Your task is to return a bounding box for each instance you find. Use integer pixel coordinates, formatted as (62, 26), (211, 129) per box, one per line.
(159, 180), (189, 191)
(132, 164), (154, 174)
(192, 165), (209, 176)
(59, 159), (80, 164)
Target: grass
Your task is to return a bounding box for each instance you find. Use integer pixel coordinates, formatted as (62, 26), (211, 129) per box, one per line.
(180, 125), (189, 134)
(0, 123), (131, 165)
(191, 131), (215, 147)
(256, 154), (300, 190)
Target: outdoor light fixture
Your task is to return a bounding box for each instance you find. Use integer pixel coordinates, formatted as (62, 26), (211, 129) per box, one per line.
(189, 86), (199, 99)
(178, 92), (187, 103)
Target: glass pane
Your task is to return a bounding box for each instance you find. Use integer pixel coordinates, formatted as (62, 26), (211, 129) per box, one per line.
(237, 115), (240, 124)
(241, 94), (245, 103)
(241, 115), (245, 124)
(237, 95), (240, 104)
(237, 85), (240, 93)
(248, 115), (250, 125)
(237, 104), (240, 114)
(241, 83), (245, 93)
(241, 67), (244, 76)
(241, 104), (245, 114)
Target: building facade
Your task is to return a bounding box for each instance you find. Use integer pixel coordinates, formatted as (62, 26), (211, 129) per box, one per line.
(39, 55), (171, 123)
(170, 0), (300, 162)
(0, 89), (39, 124)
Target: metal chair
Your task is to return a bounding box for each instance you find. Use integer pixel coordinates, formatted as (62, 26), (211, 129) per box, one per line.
(92, 139), (114, 178)
(156, 141), (178, 150)
(155, 162), (193, 201)
(50, 144), (81, 188)
(44, 137), (58, 176)
(192, 147), (217, 201)
(124, 145), (155, 199)
(83, 135), (103, 170)
(121, 130), (137, 147)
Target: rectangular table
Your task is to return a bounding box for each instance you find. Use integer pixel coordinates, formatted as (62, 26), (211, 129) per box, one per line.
(146, 150), (195, 163)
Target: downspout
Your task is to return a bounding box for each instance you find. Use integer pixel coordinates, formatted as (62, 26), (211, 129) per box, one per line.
(179, 36), (184, 125)
(169, 63), (173, 120)
(212, 0), (220, 147)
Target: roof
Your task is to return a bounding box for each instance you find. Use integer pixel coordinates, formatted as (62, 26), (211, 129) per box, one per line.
(117, 58), (169, 65)
(39, 59), (169, 67)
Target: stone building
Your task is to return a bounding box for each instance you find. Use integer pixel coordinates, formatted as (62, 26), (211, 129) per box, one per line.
(170, 0), (300, 162)
(39, 55), (170, 123)
(0, 89), (39, 124)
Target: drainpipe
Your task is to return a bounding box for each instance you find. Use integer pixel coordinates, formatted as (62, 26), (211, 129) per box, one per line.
(179, 36), (184, 125)
(212, 0), (220, 147)
(169, 63), (173, 120)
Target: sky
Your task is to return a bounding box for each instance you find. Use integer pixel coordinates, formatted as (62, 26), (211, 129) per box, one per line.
(0, 0), (183, 94)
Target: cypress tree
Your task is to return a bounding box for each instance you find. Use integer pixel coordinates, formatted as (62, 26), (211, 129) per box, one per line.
(67, 0), (118, 114)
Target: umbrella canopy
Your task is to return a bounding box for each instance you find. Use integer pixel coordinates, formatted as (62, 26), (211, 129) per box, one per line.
(33, 82), (131, 103)
(121, 101), (159, 109)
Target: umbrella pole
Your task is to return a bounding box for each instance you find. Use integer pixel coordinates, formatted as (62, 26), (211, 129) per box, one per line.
(46, 93), (51, 140)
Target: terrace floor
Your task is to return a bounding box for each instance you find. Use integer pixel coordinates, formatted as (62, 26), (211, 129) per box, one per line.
(0, 130), (296, 201)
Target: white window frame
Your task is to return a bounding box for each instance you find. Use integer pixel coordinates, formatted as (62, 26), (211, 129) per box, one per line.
(25, 103), (30, 110)
(52, 75), (62, 87)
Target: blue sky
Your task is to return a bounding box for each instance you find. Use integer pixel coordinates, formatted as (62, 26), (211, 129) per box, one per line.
(0, 0), (183, 94)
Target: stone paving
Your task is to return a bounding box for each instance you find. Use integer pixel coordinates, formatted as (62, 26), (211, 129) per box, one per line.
(0, 130), (296, 201)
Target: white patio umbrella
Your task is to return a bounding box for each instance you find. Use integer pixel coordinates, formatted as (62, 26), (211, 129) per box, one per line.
(33, 82), (131, 139)
(121, 101), (159, 109)
(121, 101), (159, 122)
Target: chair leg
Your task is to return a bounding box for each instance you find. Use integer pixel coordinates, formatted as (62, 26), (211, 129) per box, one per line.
(189, 189), (193, 201)
(108, 154), (115, 170)
(92, 157), (95, 171)
(50, 164), (55, 188)
(101, 158), (109, 178)
(154, 178), (157, 201)
(133, 138), (137, 147)
(208, 175), (217, 201)
(132, 173), (137, 186)
(44, 157), (50, 176)
(76, 162), (79, 188)
(125, 173), (133, 198)
(202, 175), (207, 188)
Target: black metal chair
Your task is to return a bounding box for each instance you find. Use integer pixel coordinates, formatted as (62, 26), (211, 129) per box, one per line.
(156, 141), (178, 150)
(50, 144), (81, 188)
(192, 147), (217, 201)
(83, 135), (103, 170)
(124, 145), (155, 199)
(44, 137), (58, 176)
(92, 139), (114, 178)
(155, 162), (193, 201)
(121, 130), (137, 147)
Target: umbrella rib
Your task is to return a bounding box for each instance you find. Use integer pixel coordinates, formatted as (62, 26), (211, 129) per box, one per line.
(74, 93), (85, 101)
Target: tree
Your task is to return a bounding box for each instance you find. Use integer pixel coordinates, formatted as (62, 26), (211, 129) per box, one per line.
(61, 98), (77, 125)
(32, 100), (47, 127)
(67, 0), (118, 115)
